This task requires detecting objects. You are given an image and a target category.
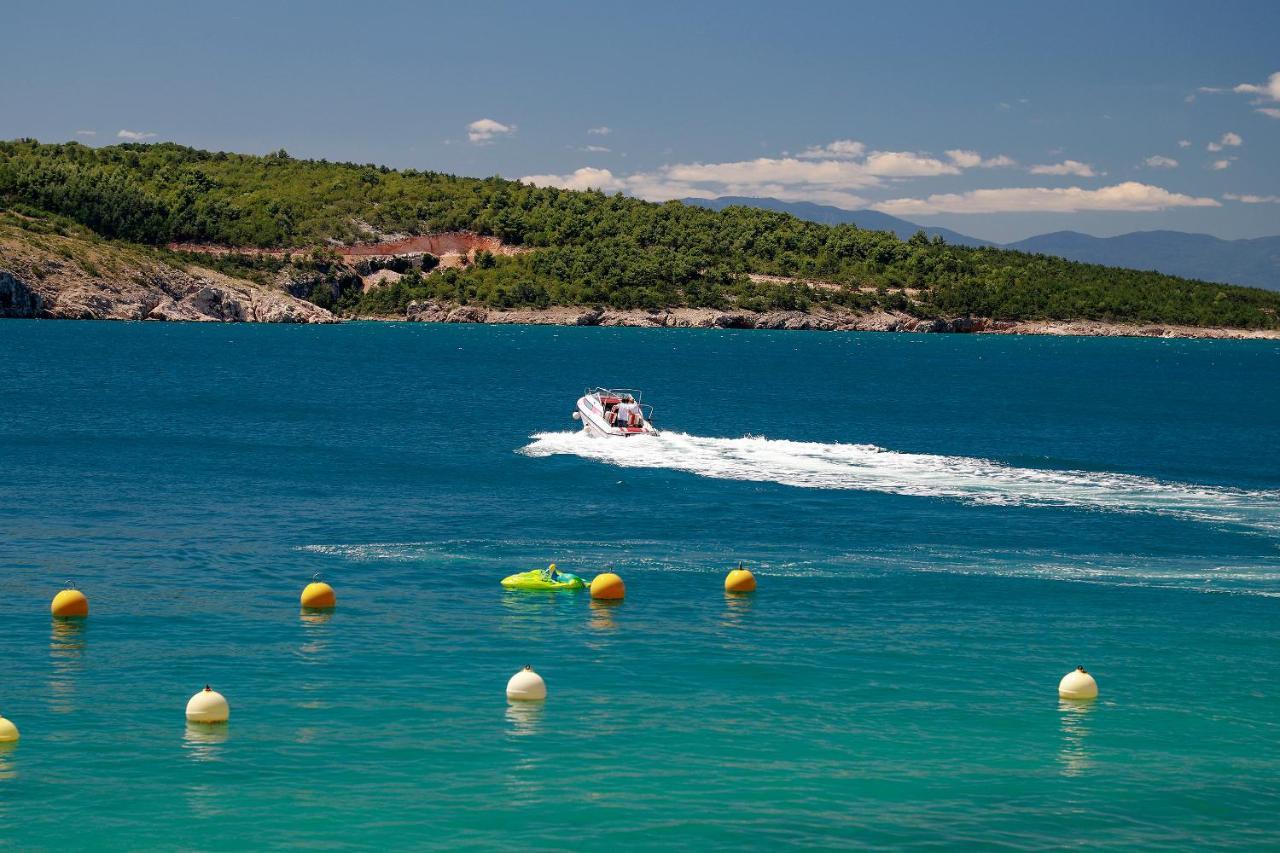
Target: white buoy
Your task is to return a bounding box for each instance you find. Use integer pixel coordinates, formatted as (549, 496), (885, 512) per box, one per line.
(506, 665), (547, 701)
(1058, 666), (1098, 700)
(186, 685), (230, 723)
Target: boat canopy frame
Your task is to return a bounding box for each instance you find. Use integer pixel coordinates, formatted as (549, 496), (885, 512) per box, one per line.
(585, 387), (654, 423)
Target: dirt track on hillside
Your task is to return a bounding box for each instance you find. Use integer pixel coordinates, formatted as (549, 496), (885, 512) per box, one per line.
(168, 231), (527, 259)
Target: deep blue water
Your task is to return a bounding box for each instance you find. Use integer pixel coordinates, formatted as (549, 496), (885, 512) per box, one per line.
(1, 321), (1278, 849)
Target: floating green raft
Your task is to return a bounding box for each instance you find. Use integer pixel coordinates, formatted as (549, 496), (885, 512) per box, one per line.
(501, 565), (586, 591)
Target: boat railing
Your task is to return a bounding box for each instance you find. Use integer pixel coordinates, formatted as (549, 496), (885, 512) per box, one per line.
(585, 387), (644, 404)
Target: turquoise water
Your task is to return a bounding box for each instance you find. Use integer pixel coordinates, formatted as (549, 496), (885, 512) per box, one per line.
(2, 321), (1279, 849)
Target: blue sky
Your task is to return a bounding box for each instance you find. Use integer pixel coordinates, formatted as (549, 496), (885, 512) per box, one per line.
(4, 0), (1278, 242)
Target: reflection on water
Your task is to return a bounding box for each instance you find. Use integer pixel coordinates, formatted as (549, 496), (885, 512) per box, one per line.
(299, 608), (333, 660)
(721, 590), (755, 629)
(294, 725), (324, 745)
(505, 701), (544, 738)
(184, 782), (231, 818)
(505, 702), (547, 803)
(300, 608), (334, 626)
(1058, 698), (1096, 776)
(0, 743), (17, 782)
(183, 723), (229, 763)
(588, 598), (621, 632)
(499, 590), (581, 635)
(49, 618), (87, 714)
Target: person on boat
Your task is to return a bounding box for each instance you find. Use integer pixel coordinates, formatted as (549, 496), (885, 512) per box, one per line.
(540, 563), (559, 582)
(614, 397), (641, 428)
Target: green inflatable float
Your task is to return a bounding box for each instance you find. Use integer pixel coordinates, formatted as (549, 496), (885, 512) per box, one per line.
(501, 563), (586, 591)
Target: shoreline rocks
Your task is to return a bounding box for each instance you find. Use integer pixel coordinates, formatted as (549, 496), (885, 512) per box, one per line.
(397, 301), (1280, 340)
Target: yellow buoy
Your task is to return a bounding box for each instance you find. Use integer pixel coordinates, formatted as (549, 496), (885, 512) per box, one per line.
(300, 578), (336, 609)
(724, 563), (756, 593)
(1058, 666), (1099, 700)
(506, 666), (547, 701)
(0, 714), (18, 743)
(186, 685), (230, 723)
(51, 585), (89, 618)
(590, 572), (625, 600)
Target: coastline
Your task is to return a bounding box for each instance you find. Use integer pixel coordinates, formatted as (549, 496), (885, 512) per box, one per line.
(380, 301), (1280, 340)
(4, 220), (1277, 339)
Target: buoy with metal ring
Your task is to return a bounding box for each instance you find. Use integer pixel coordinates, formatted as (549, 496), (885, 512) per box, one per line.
(186, 685), (230, 723)
(590, 572), (625, 600)
(1058, 666), (1099, 700)
(506, 665), (547, 701)
(51, 583), (89, 617)
(300, 574), (336, 609)
(724, 563), (756, 593)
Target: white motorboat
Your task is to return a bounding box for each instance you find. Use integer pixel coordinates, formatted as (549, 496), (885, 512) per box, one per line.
(573, 388), (659, 437)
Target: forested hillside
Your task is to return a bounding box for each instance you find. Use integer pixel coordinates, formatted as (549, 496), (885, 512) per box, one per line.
(2, 139), (1279, 328)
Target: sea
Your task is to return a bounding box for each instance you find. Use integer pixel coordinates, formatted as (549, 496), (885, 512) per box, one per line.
(1, 320), (1278, 849)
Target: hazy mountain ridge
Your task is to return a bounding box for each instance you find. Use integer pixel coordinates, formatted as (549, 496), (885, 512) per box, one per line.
(1006, 230), (1280, 291)
(686, 197), (1280, 291)
(683, 197), (994, 248)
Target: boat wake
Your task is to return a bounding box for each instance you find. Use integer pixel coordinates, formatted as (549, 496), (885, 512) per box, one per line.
(520, 431), (1280, 531)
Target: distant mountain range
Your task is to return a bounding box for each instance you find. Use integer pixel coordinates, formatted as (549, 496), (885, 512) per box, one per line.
(684, 196), (1280, 291)
(687, 196), (995, 248)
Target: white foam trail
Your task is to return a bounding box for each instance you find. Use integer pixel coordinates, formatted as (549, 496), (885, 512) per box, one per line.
(520, 431), (1280, 530)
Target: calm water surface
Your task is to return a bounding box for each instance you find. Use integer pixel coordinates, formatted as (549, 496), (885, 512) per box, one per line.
(1, 321), (1278, 849)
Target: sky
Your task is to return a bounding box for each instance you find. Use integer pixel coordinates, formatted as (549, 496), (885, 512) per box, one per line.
(4, 0), (1279, 242)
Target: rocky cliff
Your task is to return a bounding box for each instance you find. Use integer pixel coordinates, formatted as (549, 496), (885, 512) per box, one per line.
(0, 219), (335, 323)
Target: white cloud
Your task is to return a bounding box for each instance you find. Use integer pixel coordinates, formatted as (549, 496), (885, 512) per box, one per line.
(1257, 108), (1280, 119)
(1206, 131), (1242, 152)
(946, 150), (981, 168)
(797, 139), (866, 159)
(945, 149), (1016, 168)
(1177, 139), (1192, 148)
(519, 163), (876, 209)
(1210, 159), (1233, 170)
(796, 142), (1013, 173)
(1232, 71), (1280, 101)
(579, 145), (611, 153)
(520, 139), (1207, 218)
(873, 182), (1220, 215)
(467, 118), (515, 144)
(117, 129), (156, 141)
(862, 151), (960, 176)
(1224, 193), (1280, 204)
(660, 157), (881, 188)
(520, 167), (628, 193)
(1143, 155), (1179, 169)
(587, 126), (612, 136)
(1029, 160), (1096, 177)
(75, 129), (96, 137)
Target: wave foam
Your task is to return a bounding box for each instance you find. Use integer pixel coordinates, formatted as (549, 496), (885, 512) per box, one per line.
(520, 431), (1280, 530)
